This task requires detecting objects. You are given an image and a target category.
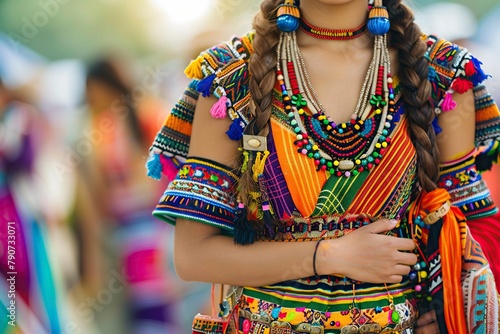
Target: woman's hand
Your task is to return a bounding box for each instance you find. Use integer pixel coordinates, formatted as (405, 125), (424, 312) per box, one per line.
(415, 310), (439, 333)
(316, 218), (417, 283)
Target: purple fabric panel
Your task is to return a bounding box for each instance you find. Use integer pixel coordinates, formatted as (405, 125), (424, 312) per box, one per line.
(263, 126), (297, 219)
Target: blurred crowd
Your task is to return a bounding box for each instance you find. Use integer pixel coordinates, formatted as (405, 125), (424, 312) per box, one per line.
(0, 1), (499, 334)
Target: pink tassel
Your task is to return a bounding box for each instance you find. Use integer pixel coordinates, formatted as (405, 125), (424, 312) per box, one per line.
(160, 154), (179, 181)
(451, 77), (473, 94)
(210, 96), (228, 119)
(440, 91), (457, 112)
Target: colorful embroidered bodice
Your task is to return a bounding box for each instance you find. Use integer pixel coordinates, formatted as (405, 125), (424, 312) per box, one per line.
(147, 32), (500, 333)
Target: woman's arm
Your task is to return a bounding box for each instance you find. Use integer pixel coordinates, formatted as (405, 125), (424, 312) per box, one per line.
(173, 96), (417, 287)
(436, 90), (475, 161)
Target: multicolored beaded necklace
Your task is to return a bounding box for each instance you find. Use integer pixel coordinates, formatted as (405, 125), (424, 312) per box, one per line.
(276, 11), (396, 178)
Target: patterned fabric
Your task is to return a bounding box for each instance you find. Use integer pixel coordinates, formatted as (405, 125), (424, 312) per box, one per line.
(148, 33), (500, 334)
(153, 157), (239, 232)
(425, 35), (500, 171)
(438, 151), (498, 219)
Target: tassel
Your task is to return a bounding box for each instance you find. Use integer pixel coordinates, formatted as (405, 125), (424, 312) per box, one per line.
(450, 77), (473, 94)
(431, 117), (442, 135)
(160, 154), (179, 181)
(258, 173), (275, 238)
(428, 65), (437, 81)
(184, 55), (204, 79)
(196, 73), (216, 97)
(233, 202), (255, 245)
(226, 118), (244, 141)
(146, 153), (162, 180)
(476, 140), (500, 172)
(464, 59), (476, 77)
(440, 91), (457, 112)
(470, 56), (490, 85)
(210, 96), (228, 119)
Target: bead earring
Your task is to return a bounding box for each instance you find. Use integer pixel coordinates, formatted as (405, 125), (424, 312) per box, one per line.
(367, 0), (390, 35)
(276, 0), (300, 32)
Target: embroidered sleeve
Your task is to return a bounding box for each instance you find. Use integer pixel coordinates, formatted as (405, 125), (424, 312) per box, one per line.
(438, 150), (498, 220)
(425, 35), (500, 171)
(152, 157), (239, 232)
(145, 32), (255, 182)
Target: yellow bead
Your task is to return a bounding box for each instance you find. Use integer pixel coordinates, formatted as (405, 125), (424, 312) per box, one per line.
(382, 142), (388, 148)
(341, 124), (347, 129)
(326, 125), (332, 131)
(420, 271), (428, 279)
(375, 108), (382, 114)
(312, 145), (318, 151)
(318, 115), (325, 121)
(334, 161), (340, 166)
(298, 108), (304, 115)
(355, 159), (361, 165)
(375, 143), (381, 149)
(354, 125), (360, 130)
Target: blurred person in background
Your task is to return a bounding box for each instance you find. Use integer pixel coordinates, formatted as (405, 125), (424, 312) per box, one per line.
(0, 78), (62, 333)
(147, 0), (500, 333)
(71, 58), (187, 333)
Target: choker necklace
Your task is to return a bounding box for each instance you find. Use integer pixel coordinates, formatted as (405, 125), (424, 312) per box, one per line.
(299, 17), (368, 40)
(276, 0), (396, 178)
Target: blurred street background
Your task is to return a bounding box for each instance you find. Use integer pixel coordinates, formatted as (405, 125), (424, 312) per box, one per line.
(0, 0), (499, 333)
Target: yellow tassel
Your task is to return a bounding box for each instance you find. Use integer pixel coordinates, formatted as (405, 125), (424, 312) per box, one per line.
(184, 55), (204, 79)
(252, 150), (270, 182)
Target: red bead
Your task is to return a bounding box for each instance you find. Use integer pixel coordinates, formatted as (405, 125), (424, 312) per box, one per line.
(386, 137), (391, 143)
(358, 166), (364, 172)
(302, 139), (308, 144)
(321, 165), (327, 170)
(380, 148), (387, 155)
(336, 171), (342, 177)
(297, 142), (303, 148)
(375, 158), (380, 164)
(367, 163), (374, 169)
(314, 160), (320, 166)
(302, 133), (308, 139)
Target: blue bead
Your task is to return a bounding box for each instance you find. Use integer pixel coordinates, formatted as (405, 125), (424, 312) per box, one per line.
(277, 15), (299, 32)
(367, 17), (390, 35)
(409, 271), (417, 280)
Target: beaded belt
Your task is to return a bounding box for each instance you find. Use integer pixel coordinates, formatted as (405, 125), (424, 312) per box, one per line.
(236, 302), (415, 334)
(256, 215), (399, 241)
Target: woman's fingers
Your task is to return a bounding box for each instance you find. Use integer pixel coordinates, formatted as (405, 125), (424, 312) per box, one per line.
(416, 310), (437, 327)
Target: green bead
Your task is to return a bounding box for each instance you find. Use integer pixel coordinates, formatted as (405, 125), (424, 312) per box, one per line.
(327, 161), (333, 168)
(210, 175), (219, 182)
(372, 152), (379, 158)
(352, 170), (359, 176)
(329, 168), (335, 174)
(323, 119), (329, 125)
(391, 310), (400, 323)
(308, 153), (314, 158)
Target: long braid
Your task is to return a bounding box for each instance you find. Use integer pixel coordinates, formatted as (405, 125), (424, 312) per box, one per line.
(239, 0), (281, 205)
(385, 0), (440, 192)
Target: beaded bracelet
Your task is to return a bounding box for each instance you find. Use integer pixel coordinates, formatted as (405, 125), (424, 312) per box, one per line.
(313, 239), (324, 277)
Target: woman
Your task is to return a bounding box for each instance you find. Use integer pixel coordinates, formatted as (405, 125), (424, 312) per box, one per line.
(147, 0), (500, 333)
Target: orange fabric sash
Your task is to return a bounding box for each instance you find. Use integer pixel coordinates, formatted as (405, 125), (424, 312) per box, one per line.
(408, 188), (468, 333)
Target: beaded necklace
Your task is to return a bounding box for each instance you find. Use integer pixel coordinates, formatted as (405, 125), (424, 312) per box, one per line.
(276, 17), (396, 178)
(299, 17), (368, 41)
